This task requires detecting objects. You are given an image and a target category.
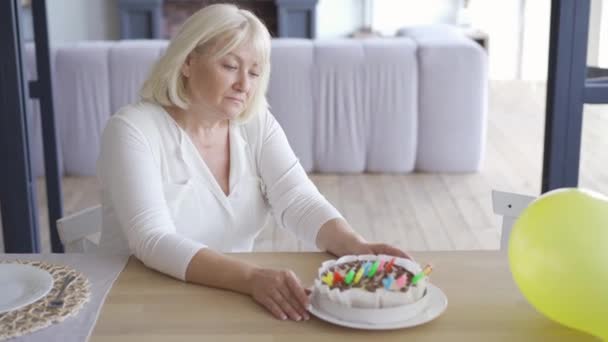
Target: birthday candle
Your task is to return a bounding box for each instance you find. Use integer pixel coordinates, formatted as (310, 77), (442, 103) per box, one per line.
(378, 260), (386, 272)
(367, 260), (380, 278)
(354, 266), (365, 284)
(333, 271), (344, 284)
(344, 269), (355, 284)
(411, 264), (433, 285)
(395, 274), (407, 288)
(382, 275), (394, 290)
(422, 264), (433, 275)
(390, 276), (402, 291)
(362, 261), (372, 276)
(385, 258), (396, 273)
(322, 272), (334, 286)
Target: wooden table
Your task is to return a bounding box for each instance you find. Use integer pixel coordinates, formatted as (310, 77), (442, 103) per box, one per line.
(91, 252), (598, 341)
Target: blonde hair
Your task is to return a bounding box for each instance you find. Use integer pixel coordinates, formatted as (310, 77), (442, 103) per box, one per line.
(140, 4), (271, 122)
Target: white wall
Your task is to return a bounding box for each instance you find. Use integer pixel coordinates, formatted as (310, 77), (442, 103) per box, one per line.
(46, 0), (119, 44)
(371, 0), (461, 35)
(588, 0), (603, 67)
(469, 0), (525, 80)
(520, 0), (607, 81)
(599, 0), (608, 67)
(316, 0), (362, 39)
(316, 0), (459, 39)
(520, 0), (550, 81)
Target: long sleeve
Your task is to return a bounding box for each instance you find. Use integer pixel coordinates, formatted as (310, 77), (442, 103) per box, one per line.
(256, 111), (343, 247)
(98, 115), (204, 280)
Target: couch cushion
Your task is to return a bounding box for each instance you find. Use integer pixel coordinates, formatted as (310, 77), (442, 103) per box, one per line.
(362, 38), (417, 173)
(313, 40), (367, 172)
(396, 24), (465, 41)
(268, 39), (314, 172)
(313, 39), (417, 172)
(54, 42), (113, 175)
(109, 40), (168, 114)
(405, 28), (488, 172)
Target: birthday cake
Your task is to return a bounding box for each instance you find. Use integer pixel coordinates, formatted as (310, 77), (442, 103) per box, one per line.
(310, 255), (431, 325)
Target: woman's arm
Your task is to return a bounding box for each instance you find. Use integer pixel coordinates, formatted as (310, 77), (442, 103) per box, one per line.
(185, 248), (310, 321)
(315, 218), (367, 256)
(253, 111), (412, 259)
(253, 111), (342, 247)
(185, 248), (256, 294)
(315, 218), (412, 259)
(99, 114), (204, 280)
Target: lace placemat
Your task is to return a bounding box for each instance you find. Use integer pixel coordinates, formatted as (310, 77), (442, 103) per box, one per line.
(0, 260), (91, 341)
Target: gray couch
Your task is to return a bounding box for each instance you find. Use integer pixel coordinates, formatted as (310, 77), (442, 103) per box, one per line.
(25, 27), (487, 176)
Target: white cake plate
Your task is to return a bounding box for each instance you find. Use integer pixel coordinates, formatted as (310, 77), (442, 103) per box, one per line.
(308, 284), (448, 330)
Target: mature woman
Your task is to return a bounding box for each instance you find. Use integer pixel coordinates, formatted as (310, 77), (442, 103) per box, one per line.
(98, 3), (410, 321)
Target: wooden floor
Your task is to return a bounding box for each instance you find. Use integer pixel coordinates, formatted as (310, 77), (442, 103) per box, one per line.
(2, 80), (608, 253)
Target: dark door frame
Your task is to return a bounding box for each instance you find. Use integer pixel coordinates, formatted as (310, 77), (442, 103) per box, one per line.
(0, 0), (63, 253)
(31, 0), (64, 252)
(542, 0), (608, 193)
(0, 0), (40, 252)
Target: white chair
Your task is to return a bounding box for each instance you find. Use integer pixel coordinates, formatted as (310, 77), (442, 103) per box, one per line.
(57, 205), (102, 253)
(491, 190), (536, 250)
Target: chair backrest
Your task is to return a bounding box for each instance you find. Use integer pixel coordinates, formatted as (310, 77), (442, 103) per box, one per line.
(57, 205), (102, 253)
(491, 190), (536, 250)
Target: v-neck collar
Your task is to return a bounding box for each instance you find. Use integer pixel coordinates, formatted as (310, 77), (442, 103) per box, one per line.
(163, 109), (248, 217)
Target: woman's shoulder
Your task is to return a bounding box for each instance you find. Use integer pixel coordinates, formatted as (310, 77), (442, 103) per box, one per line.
(106, 101), (170, 135)
(236, 109), (279, 144)
(111, 101), (165, 125)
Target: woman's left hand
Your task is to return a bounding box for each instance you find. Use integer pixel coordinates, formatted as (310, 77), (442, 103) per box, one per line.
(353, 242), (413, 260)
(316, 218), (414, 260)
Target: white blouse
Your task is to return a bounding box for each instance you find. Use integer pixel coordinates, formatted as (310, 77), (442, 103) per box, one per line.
(97, 102), (341, 280)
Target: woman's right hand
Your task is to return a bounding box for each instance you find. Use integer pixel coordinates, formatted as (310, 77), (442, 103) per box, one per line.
(248, 267), (311, 321)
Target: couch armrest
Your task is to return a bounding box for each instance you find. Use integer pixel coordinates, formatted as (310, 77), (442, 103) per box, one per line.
(403, 26), (489, 172)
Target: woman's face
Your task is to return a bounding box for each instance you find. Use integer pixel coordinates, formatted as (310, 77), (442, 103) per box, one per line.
(182, 42), (261, 120)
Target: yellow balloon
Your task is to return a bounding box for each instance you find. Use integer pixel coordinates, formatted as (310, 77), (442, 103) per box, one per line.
(509, 188), (608, 340)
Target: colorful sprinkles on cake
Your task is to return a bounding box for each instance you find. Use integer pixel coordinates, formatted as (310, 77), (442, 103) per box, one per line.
(320, 257), (427, 292)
